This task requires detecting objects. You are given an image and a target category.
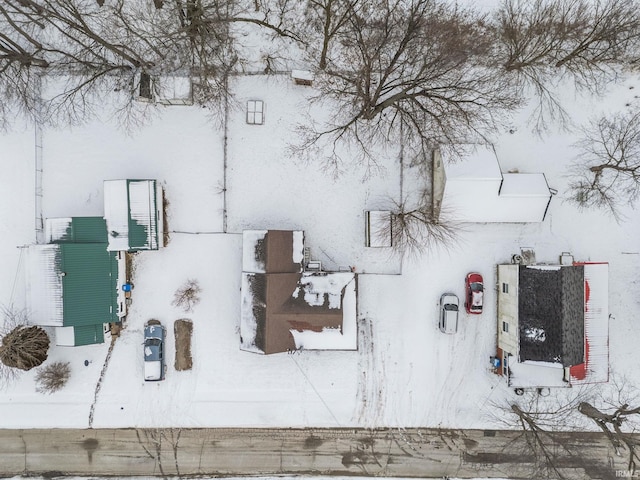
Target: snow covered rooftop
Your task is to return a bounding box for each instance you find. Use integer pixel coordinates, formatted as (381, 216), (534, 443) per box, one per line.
(569, 262), (609, 385)
(440, 144), (552, 223)
(104, 179), (160, 252)
(242, 230), (304, 273)
(25, 242), (120, 343)
(442, 144), (503, 180)
(509, 360), (567, 388)
(25, 244), (64, 327)
(503, 261), (609, 388)
(45, 217), (73, 244)
(240, 230), (357, 354)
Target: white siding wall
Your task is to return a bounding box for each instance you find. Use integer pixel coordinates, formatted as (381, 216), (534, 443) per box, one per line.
(497, 264), (519, 356)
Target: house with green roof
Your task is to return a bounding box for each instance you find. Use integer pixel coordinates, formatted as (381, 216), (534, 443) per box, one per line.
(26, 217), (128, 346)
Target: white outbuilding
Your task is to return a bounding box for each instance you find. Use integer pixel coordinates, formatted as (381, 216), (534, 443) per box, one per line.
(432, 144), (553, 223)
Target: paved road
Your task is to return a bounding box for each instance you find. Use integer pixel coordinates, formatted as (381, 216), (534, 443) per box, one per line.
(0, 427), (628, 479)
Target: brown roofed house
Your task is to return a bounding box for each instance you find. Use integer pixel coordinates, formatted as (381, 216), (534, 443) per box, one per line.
(240, 230), (357, 354)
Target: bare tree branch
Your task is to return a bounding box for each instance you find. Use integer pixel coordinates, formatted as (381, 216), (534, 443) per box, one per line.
(493, 0), (640, 132)
(296, 0), (519, 171)
(567, 109), (640, 219)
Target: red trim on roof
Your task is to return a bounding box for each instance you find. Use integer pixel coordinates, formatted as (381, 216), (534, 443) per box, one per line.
(569, 338), (589, 380)
(569, 263), (609, 385)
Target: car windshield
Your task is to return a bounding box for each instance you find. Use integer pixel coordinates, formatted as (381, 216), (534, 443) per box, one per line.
(470, 282), (483, 292)
(444, 304), (458, 311)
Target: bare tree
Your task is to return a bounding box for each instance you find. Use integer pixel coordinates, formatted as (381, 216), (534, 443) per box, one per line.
(35, 361), (71, 394)
(172, 279), (202, 312)
(385, 195), (461, 257)
(567, 109), (640, 218)
(0, 0), (238, 128)
(493, 0), (640, 131)
(302, 0), (360, 70)
(234, 0), (302, 42)
(578, 375), (640, 474)
(297, 0), (519, 171)
(492, 386), (596, 479)
(492, 374), (640, 477)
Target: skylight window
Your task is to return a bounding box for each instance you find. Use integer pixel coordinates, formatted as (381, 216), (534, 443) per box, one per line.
(246, 100), (264, 125)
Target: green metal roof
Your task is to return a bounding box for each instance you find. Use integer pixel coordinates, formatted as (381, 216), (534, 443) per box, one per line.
(59, 244), (119, 331)
(127, 179), (159, 251)
(74, 324), (105, 346)
(54, 217), (108, 244)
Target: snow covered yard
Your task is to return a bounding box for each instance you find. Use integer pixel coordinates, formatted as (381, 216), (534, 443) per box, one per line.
(1, 68), (640, 431)
(226, 74), (403, 275)
(40, 107), (225, 233)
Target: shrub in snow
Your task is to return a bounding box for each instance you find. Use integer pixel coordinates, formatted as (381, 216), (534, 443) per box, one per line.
(35, 361), (71, 394)
(172, 279), (202, 312)
(0, 325), (50, 371)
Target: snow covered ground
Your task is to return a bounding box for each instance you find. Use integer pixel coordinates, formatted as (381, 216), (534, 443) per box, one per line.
(1, 69), (640, 431)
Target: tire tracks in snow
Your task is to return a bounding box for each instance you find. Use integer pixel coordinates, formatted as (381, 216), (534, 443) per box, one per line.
(355, 316), (386, 426)
(88, 335), (118, 428)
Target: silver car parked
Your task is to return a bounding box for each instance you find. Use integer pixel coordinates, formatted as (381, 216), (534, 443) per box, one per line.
(439, 293), (459, 334)
(144, 320), (165, 381)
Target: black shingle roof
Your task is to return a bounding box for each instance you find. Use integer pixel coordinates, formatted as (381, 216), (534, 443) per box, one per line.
(518, 265), (584, 367)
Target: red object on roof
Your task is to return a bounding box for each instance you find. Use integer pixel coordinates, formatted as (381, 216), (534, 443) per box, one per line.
(569, 263), (609, 385)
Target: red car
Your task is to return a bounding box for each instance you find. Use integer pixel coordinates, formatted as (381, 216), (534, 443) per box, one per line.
(465, 273), (484, 314)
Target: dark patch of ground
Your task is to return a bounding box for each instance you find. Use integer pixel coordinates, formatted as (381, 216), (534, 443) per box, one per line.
(174, 319), (193, 371)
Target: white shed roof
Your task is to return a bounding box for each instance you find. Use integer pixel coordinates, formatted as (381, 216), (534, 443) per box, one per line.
(500, 174), (552, 197)
(441, 145), (551, 223)
(442, 144), (502, 180)
(129, 180), (158, 250)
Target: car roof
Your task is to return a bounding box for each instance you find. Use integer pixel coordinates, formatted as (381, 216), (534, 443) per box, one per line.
(144, 324), (164, 340)
(441, 293), (459, 305)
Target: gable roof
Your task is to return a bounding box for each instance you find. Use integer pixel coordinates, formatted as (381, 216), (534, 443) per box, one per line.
(439, 144), (552, 223)
(240, 230), (356, 354)
(104, 179), (160, 251)
(242, 229), (304, 274)
(26, 243), (119, 343)
(46, 217), (108, 244)
(569, 262), (609, 385)
(518, 265), (585, 367)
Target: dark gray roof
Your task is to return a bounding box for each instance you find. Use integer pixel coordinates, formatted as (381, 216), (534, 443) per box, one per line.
(518, 265), (584, 366)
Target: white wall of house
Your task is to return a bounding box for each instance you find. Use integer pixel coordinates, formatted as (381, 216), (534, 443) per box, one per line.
(497, 264), (519, 358)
